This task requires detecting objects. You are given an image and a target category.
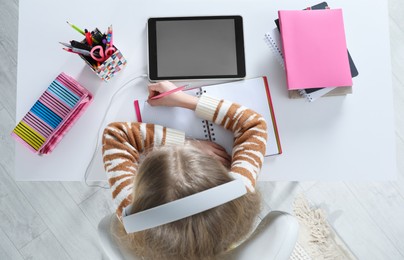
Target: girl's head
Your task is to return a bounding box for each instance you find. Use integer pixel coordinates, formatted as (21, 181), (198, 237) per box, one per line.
(113, 144), (261, 260)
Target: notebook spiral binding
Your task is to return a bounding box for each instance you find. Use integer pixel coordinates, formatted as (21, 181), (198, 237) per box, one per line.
(264, 32), (285, 69)
(196, 89), (216, 141)
(298, 89), (314, 102)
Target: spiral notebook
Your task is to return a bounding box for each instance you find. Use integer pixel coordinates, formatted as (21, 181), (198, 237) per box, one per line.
(135, 77), (282, 156)
(11, 73), (93, 155)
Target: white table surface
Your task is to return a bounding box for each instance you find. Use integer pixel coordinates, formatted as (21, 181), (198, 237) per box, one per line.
(15, 0), (396, 181)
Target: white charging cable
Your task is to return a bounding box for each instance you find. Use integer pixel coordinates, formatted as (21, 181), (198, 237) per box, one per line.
(84, 73), (148, 189)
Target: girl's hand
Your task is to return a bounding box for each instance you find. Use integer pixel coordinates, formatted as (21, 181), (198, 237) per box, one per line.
(187, 139), (231, 168)
(147, 81), (198, 110)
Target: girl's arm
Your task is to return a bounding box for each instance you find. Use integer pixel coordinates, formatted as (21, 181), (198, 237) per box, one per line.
(149, 81), (268, 192)
(195, 95), (268, 192)
(102, 122), (184, 218)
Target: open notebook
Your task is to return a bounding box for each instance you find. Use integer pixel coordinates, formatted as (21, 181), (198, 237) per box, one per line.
(135, 77), (282, 156)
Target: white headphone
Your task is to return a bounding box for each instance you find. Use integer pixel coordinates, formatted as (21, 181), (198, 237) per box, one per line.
(122, 179), (247, 233)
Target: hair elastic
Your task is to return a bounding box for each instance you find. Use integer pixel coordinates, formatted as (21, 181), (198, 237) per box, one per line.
(122, 179), (247, 233)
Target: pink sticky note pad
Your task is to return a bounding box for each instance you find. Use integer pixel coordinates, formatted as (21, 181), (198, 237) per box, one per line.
(278, 9), (352, 90)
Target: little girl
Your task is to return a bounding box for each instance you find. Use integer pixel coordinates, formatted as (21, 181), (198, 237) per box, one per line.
(102, 81), (268, 259)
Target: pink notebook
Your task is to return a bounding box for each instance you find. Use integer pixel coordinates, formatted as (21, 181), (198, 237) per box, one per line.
(278, 9), (352, 90)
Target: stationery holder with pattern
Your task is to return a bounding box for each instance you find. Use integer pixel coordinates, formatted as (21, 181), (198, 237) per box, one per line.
(78, 28), (127, 82)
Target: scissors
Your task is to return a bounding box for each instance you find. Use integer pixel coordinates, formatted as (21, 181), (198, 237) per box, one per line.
(90, 45), (116, 62)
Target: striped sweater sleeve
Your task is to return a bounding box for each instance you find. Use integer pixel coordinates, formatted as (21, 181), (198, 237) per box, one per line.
(195, 94), (268, 192)
(102, 122), (185, 218)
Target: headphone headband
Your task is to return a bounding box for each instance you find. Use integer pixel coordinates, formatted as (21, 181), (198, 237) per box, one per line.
(122, 179), (247, 233)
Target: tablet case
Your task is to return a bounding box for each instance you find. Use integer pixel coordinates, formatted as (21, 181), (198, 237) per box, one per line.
(147, 16), (246, 81)
(11, 73), (93, 155)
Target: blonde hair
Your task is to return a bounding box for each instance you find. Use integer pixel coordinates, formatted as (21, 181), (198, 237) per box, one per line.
(112, 145), (261, 260)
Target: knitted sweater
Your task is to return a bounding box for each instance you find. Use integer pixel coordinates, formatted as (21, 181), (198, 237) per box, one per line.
(102, 94), (268, 218)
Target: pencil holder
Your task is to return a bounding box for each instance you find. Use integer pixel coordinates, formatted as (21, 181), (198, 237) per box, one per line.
(79, 28), (127, 82)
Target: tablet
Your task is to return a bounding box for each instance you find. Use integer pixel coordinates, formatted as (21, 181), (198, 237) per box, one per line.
(147, 16), (246, 81)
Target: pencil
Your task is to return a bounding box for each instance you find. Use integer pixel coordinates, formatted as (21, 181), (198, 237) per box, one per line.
(149, 85), (189, 100)
(108, 25), (113, 47)
(66, 21), (85, 36)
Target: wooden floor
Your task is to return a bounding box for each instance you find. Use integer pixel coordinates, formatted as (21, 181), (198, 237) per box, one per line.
(1, 0), (403, 259)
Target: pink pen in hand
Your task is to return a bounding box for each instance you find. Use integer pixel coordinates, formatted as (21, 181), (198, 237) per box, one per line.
(149, 85), (189, 100)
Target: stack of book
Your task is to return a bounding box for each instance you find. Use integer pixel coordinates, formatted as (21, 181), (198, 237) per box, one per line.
(265, 2), (358, 102)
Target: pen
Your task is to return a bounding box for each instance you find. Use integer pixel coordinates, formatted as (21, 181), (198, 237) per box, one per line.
(70, 40), (92, 51)
(62, 47), (92, 56)
(149, 85), (189, 100)
(84, 29), (93, 46)
(59, 42), (73, 48)
(91, 28), (103, 44)
(63, 48), (83, 55)
(60, 42), (91, 55)
(60, 42), (101, 58)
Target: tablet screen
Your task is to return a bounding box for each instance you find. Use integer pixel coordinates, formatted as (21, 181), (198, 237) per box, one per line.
(148, 16), (245, 80)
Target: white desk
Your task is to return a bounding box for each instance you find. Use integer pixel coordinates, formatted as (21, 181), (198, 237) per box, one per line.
(15, 0), (396, 181)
